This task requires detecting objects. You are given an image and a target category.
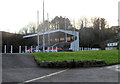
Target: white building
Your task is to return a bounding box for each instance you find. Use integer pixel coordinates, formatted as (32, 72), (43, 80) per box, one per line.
(106, 42), (118, 50)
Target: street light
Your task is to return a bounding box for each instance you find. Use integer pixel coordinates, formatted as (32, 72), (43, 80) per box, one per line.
(42, 0), (45, 52)
(73, 19), (76, 51)
(37, 11), (40, 52)
(64, 17), (67, 42)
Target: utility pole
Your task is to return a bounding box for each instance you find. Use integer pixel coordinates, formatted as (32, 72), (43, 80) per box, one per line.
(42, 0), (45, 52)
(37, 11), (40, 52)
(118, 1), (120, 50)
(73, 19), (76, 51)
(65, 17), (67, 42)
(47, 13), (50, 46)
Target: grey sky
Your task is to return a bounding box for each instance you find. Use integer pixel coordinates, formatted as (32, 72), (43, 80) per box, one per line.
(0, 0), (119, 33)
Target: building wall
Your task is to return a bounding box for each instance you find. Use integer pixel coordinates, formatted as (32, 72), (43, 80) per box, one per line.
(118, 1), (120, 26)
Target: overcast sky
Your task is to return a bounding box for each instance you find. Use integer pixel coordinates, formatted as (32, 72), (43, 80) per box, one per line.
(0, 0), (119, 33)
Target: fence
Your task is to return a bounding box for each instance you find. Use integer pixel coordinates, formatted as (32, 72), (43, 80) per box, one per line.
(3, 45), (33, 53)
(79, 47), (100, 51)
(2, 45), (100, 53)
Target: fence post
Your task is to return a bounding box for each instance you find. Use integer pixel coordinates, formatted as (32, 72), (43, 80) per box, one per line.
(25, 46), (27, 53)
(4, 45), (6, 53)
(19, 46), (21, 53)
(10, 45), (13, 53)
(48, 47), (49, 52)
(52, 46), (53, 52)
(56, 47), (57, 52)
(31, 46), (32, 53)
(82, 47), (83, 51)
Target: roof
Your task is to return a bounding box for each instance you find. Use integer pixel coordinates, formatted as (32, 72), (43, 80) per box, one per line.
(23, 29), (79, 38)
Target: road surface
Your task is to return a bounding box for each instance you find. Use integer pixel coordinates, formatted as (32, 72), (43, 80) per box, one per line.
(2, 54), (119, 84)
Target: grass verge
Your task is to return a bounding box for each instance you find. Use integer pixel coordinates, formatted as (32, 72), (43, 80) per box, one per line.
(33, 50), (119, 64)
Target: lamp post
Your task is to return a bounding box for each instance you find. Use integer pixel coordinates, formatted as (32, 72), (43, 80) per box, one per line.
(47, 13), (50, 46)
(42, 0), (45, 52)
(118, 24), (120, 50)
(37, 11), (40, 52)
(64, 17), (67, 42)
(73, 19), (76, 51)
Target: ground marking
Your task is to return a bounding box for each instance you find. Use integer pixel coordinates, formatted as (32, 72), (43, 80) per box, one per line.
(21, 69), (68, 84)
(106, 65), (120, 72)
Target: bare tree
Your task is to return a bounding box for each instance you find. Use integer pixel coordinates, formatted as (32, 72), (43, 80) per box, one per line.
(19, 27), (28, 35)
(18, 22), (36, 35)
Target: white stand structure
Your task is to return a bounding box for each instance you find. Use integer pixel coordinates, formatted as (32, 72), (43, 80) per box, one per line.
(23, 29), (79, 51)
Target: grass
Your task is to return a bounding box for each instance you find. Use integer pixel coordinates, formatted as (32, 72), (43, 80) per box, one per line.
(33, 50), (119, 64)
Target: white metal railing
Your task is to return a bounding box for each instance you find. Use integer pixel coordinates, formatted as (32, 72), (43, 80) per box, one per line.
(45, 46), (58, 52)
(3, 45), (101, 53)
(3, 45), (34, 53)
(79, 47), (100, 51)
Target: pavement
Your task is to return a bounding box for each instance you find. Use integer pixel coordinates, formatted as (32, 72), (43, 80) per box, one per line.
(2, 53), (120, 84)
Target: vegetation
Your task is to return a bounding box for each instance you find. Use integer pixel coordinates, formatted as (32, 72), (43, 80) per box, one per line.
(33, 50), (119, 64)
(2, 31), (37, 53)
(18, 16), (117, 49)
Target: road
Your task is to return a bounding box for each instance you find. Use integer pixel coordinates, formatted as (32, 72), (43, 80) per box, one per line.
(2, 54), (119, 84)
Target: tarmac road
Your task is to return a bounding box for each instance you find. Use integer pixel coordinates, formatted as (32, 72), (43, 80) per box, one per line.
(2, 53), (119, 84)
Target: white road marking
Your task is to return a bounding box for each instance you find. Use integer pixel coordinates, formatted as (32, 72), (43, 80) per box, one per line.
(22, 69), (68, 83)
(106, 65), (120, 72)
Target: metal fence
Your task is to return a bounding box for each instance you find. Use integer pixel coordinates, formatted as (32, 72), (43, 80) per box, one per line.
(3, 45), (33, 53)
(3, 45), (101, 53)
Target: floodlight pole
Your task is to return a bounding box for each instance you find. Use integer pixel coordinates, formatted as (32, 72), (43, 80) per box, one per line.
(37, 11), (40, 52)
(42, 0), (45, 52)
(47, 13), (50, 46)
(73, 19), (76, 51)
(65, 17), (67, 42)
(118, 1), (120, 50)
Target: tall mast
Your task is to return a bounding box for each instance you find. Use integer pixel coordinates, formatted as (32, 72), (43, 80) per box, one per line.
(47, 13), (50, 46)
(65, 17), (67, 42)
(42, 0), (45, 52)
(37, 11), (39, 51)
(73, 19), (76, 51)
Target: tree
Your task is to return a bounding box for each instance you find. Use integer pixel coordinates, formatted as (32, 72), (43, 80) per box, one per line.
(92, 17), (107, 30)
(51, 16), (73, 30)
(79, 28), (96, 47)
(37, 20), (50, 33)
(93, 17), (100, 30)
(2, 31), (37, 53)
(18, 22), (36, 35)
(101, 18), (106, 30)
(19, 27), (28, 35)
(79, 17), (88, 29)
